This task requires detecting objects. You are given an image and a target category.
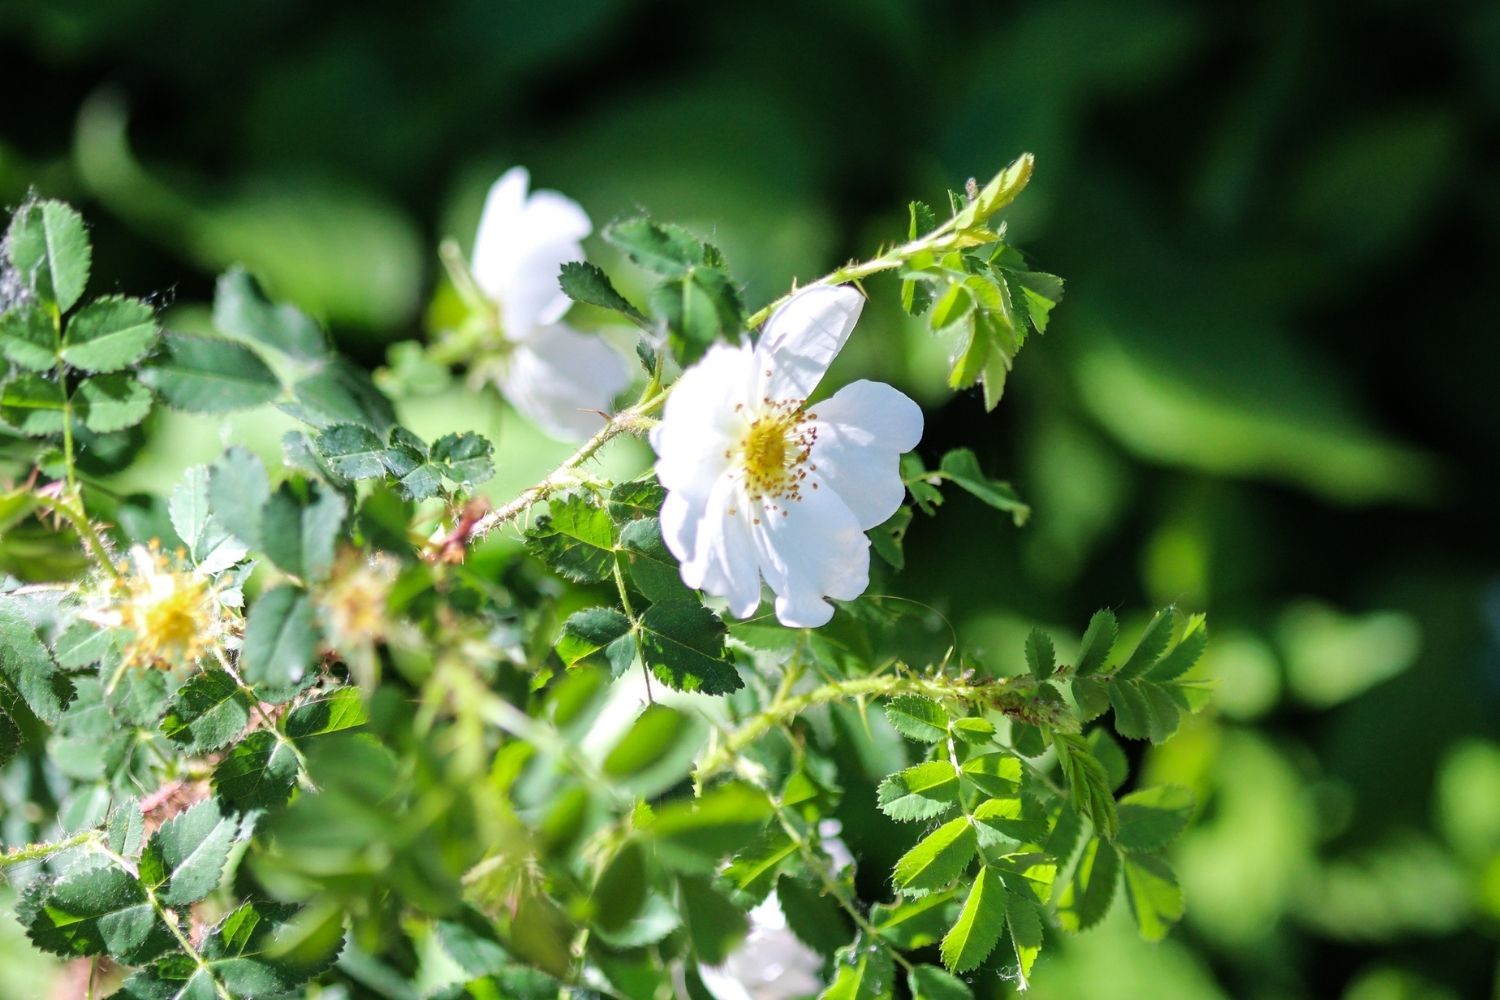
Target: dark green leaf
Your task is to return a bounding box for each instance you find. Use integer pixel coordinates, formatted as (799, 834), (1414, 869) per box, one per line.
(314, 423), (387, 480)
(1148, 614), (1208, 682)
(208, 446), (271, 549)
(778, 876), (852, 956)
(213, 268), (326, 361)
(379, 426), (443, 500)
(724, 829), (798, 902)
(820, 933), (894, 1000)
(651, 265), (743, 366)
(525, 493), (617, 582)
(139, 799), (239, 906)
(141, 332), (281, 413)
(0, 372), (66, 435)
(677, 875), (747, 965)
(908, 964), (973, 1000)
(213, 730), (299, 810)
(161, 668), (252, 754)
(871, 891), (955, 950)
(1075, 610), (1118, 676)
(261, 481), (346, 582)
(555, 607), (634, 675)
(1025, 628), (1055, 680)
(431, 431), (495, 486)
(559, 260), (648, 324)
(0, 303), (59, 371)
(638, 600), (741, 694)
(240, 585), (319, 693)
(938, 449), (1029, 526)
(1056, 837), (1121, 932)
(61, 296), (158, 372)
(620, 516), (693, 603)
(21, 864), (172, 964)
(434, 906), (510, 977)
(282, 358), (396, 433)
(607, 477), (666, 522)
(0, 601), (67, 722)
(651, 781), (771, 869)
(1115, 785), (1195, 853)
(870, 505), (912, 570)
(603, 217), (705, 276)
(1121, 851), (1184, 942)
(1114, 608), (1176, 680)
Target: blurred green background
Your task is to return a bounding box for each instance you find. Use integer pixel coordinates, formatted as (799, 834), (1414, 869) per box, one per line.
(3, 0), (1498, 997)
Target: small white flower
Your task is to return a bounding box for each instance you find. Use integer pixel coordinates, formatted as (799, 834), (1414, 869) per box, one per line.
(651, 285), (923, 628)
(469, 167), (631, 440)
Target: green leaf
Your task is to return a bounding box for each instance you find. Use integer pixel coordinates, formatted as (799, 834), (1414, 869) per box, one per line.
(0, 372), (66, 436)
(431, 431), (495, 486)
(141, 331), (281, 413)
(139, 799), (239, 906)
(555, 607), (634, 674)
(651, 782), (772, 869)
(314, 423), (387, 480)
(878, 761), (961, 822)
(161, 668), (252, 754)
(607, 478), (666, 522)
(1149, 614), (1208, 682)
(378, 426), (442, 500)
(908, 964), (974, 1000)
(940, 866), (1006, 973)
(619, 517), (693, 603)
(960, 753), (1022, 798)
(74, 373), (152, 433)
(60, 296), (158, 372)
(1053, 733), (1119, 841)
(169, 464), (248, 573)
(724, 829), (798, 902)
(638, 600), (742, 695)
(930, 283), (974, 333)
(525, 494), (617, 583)
(651, 265), (742, 366)
(285, 687), (367, 739)
(208, 446), (271, 549)
(1056, 837), (1121, 932)
(0, 601), (67, 722)
(240, 585), (320, 693)
(108, 803), (145, 860)
(434, 906), (511, 977)
(954, 154), (1033, 231)
(778, 876), (852, 956)
(602, 703), (704, 797)
(592, 841), (648, 934)
(1121, 851), (1184, 941)
(1114, 608), (1176, 680)
(938, 449), (1029, 526)
(603, 217), (705, 276)
(678, 875), (748, 965)
(213, 730), (299, 810)
(1075, 610), (1118, 676)
(893, 816), (978, 891)
(872, 891), (955, 950)
(0, 704), (19, 767)
(261, 481), (347, 582)
(53, 620), (113, 669)
(1005, 887), (1044, 988)
(213, 268), (327, 361)
(1025, 628), (1055, 680)
(884, 695), (948, 743)
(1115, 785), (1195, 853)
(559, 260), (648, 324)
(0, 303), (59, 371)
(21, 864), (172, 964)
(821, 934), (895, 1000)
(283, 359), (396, 433)
(6, 199), (91, 312)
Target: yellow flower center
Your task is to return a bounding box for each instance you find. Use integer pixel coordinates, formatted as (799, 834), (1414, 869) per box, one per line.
(113, 545), (221, 670)
(733, 398), (820, 514)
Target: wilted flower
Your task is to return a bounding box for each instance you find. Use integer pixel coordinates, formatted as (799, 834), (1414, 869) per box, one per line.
(466, 167), (631, 440)
(316, 547), (400, 688)
(650, 285), (923, 627)
(93, 543), (238, 672)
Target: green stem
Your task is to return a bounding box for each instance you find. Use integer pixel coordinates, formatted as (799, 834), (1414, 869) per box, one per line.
(35, 493), (120, 580)
(0, 830), (99, 868)
(694, 670), (1015, 784)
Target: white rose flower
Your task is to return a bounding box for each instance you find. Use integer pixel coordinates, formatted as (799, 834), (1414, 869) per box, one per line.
(650, 285), (923, 628)
(469, 166), (631, 440)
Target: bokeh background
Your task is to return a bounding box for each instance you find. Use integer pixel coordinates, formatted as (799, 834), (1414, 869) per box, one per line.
(3, 0), (1499, 996)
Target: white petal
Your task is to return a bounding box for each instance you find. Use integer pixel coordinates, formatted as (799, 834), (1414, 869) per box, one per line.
(471, 167), (531, 299)
(749, 476), (869, 628)
(499, 324), (631, 440)
(471, 167), (592, 332)
(754, 284), (864, 402)
(679, 475), (762, 619)
(650, 343), (754, 495)
(808, 379), (924, 528)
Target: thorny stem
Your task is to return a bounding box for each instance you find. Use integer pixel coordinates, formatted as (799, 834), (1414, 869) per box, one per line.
(694, 668), (1019, 786)
(437, 189), (1004, 558)
(34, 492), (120, 580)
(0, 830), (99, 868)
